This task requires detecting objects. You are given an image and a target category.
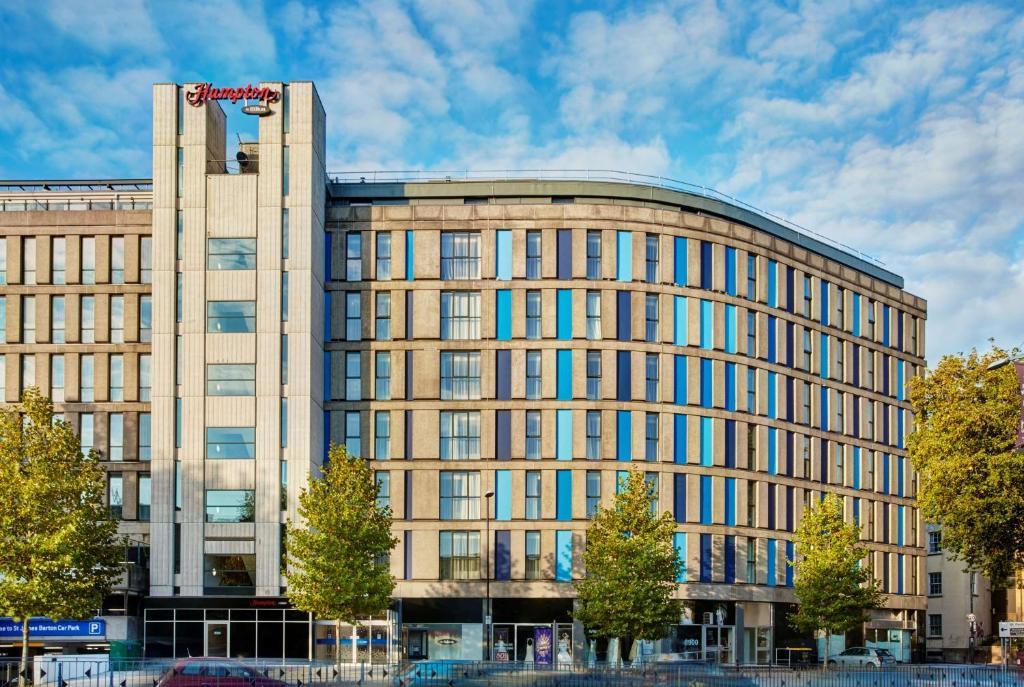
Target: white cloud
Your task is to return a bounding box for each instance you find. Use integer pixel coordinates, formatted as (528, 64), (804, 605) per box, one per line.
(45, 0), (164, 54)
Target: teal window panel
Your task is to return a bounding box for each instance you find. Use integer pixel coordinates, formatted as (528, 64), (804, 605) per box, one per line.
(556, 349), (573, 401)
(673, 296), (687, 345)
(700, 416), (713, 466)
(674, 414), (687, 464)
(767, 259), (778, 308)
(556, 470), (572, 521)
(496, 230), (512, 280)
(820, 280), (829, 325)
(767, 427), (777, 475)
(896, 361), (904, 401)
(496, 289), (512, 341)
(852, 293), (861, 336)
(405, 230), (414, 281)
(699, 475), (713, 524)
(820, 386), (829, 431)
(766, 539), (777, 586)
(852, 446), (861, 489)
(725, 247), (737, 296)
(700, 299), (713, 349)
(725, 477), (736, 526)
(556, 409), (572, 460)
(674, 532), (687, 582)
(674, 237), (687, 286)
(555, 530), (572, 581)
(617, 410), (632, 461)
(495, 470), (512, 521)
(897, 505), (904, 546)
(724, 304), (737, 353)
(616, 230), (632, 281)
(767, 372), (777, 419)
(700, 358), (712, 407)
(616, 470), (628, 493)
(557, 289), (573, 340)
(674, 354), (686, 405)
(820, 333), (829, 379)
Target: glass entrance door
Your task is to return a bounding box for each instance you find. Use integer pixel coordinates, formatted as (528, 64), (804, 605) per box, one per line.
(704, 626), (735, 664)
(206, 622), (229, 657)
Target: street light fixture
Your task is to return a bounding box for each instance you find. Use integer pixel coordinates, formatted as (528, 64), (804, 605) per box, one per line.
(484, 489), (495, 661)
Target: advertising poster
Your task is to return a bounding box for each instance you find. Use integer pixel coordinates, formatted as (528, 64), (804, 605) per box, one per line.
(534, 627), (553, 665)
(493, 627), (511, 662)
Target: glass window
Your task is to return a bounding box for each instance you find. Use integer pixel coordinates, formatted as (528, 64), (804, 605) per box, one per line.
(802, 274), (812, 317)
(439, 411), (480, 460)
(525, 350), (541, 400)
(346, 232), (362, 281)
(802, 330), (812, 371)
(281, 334), (288, 385)
(439, 531), (480, 580)
(645, 412), (659, 461)
(109, 354), (124, 401)
(866, 399), (875, 439)
(175, 273), (182, 323)
(207, 238), (256, 270)
(525, 471), (541, 520)
(80, 354), (94, 402)
(80, 413), (94, 456)
(836, 339), (844, 379)
(586, 230), (601, 279)
(586, 471), (601, 517)
(836, 287), (845, 329)
(281, 209), (289, 260)
(345, 292), (361, 340)
(747, 368), (756, 412)
(21, 296), (34, 343)
(646, 234), (659, 283)
(206, 427), (256, 459)
(376, 232), (391, 280)
(525, 290), (541, 339)
(50, 296), (65, 343)
(0, 297), (5, 344)
(440, 471), (480, 519)
(108, 473), (123, 519)
(440, 291), (480, 340)
(80, 237), (95, 284)
(375, 292), (391, 340)
(928, 572), (942, 596)
(375, 411), (391, 459)
(0, 238), (6, 284)
(646, 353), (659, 402)
(22, 237), (36, 284)
(525, 531), (541, 579)
(440, 232), (481, 280)
(645, 472), (659, 512)
(139, 413), (151, 461)
(138, 473), (151, 521)
(375, 471), (390, 510)
(80, 295), (95, 343)
(803, 440), (812, 479)
(802, 381), (812, 425)
(205, 490), (255, 523)
(928, 614), (942, 637)
(282, 146), (290, 196)
(746, 537), (757, 583)
(110, 236), (124, 284)
(108, 413), (124, 461)
(928, 530), (941, 554)
(747, 254), (757, 300)
(140, 236), (152, 283)
(587, 351), (601, 400)
(50, 354), (64, 402)
(281, 398), (288, 448)
(20, 354), (35, 393)
(139, 296), (152, 342)
(525, 410), (541, 460)
(586, 291), (601, 340)
(747, 481), (757, 526)
(176, 211), (184, 260)
(207, 364), (256, 396)
(345, 351), (361, 400)
(375, 352), (391, 400)
(747, 311), (756, 356)
(204, 554), (256, 592)
(109, 295), (124, 343)
(526, 230), (541, 279)
(207, 301), (255, 333)
(586, 410), (601, 460)
(281, 273), (289, 321)
(51, 237), (66, 284)
(0, 354), (5, 399)
(344, 411), (361, 457)
(440, 351), (481, 400)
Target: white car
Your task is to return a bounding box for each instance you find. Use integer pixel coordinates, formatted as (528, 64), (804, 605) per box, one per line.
(828, 647), (897, 667)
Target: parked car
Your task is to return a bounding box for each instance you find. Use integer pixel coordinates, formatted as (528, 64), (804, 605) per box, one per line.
(827, 647), (897, 667)
(157, 658), (288, 687)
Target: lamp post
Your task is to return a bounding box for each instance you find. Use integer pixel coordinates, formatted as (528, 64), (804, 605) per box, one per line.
(484, 489), (495, 661)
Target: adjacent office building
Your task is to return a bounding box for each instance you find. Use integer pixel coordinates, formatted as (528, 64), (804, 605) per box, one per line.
(0, 82), (928, 663)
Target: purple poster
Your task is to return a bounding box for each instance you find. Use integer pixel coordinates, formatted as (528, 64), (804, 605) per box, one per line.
(534, 627), (553, 665)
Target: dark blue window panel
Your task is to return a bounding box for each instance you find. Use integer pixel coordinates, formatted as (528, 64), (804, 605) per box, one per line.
(883, 505), (890, 544)
(897, 455), (904, 496)
(700, 358), (712, 408)
(404, 469), (413, 518)
(405, 290), (414, 340)
(616, 290), (631, 341)
(883, 409), (890, 445)
(725, 247), (737, 296)
(897, 553), (904, 594)
(700, 241), (713, 290)
(405, 350), (414, 399)
(852, 344), (860, 385)
(897, 312), (904, 352)
(785, 431), (794, 476)
(786, 486), (794, 532)
(785, 322), (794, 368)
(674, 236), (687, 286)
(767, 483), (776, 529)
(700, 475), (712, 524)
(404, 531), (412, 579)
(882, 354), (890, 395)
(852, 396), (860, 439)
(785, 541), (795, 587)
(674, 355), (686, 405)
(557, 229), (572, 280)
(674, 414), (687, 464)
(883, 305), (891, 346)
(786, 266), (794, 313)
(883, 453), (891, 494)
(785, 376), (794, 422)
(725, 477), (736, 526)
(724, 420), (736, 468)
(496, 350), (511, 400)
(724, 535), (736, 583)
(495, 530), (511, 580)
(725, 362), (736, 410)
(820, 280), (829, 325)
(617, 350), (631, 401)
(700, 534), (713, 582)
(767, 316), (777, 363)
(673, 473), (686, 523)
(404, 410), (412, 460)
(495, 410), (511, 460)
(820, 439), (828, 485)
(820, 386), (829, 430)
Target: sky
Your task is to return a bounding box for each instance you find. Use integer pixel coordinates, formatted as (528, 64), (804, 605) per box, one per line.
(1, 0), (1022, 364)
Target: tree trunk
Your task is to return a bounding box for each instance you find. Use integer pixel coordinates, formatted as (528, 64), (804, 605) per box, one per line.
(335, 619), (342, 674)
(19, 618), (29, 687)
(823, 630), (829, 671)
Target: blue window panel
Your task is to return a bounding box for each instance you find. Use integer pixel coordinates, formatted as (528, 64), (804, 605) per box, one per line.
(820, 279), (829, 325)
(883, 305), (891, 346)
(767, 484), (776, 529)
(724, 304), (737, 353)
(555, 530), (572, 581)
(673, 473), (686, 522)
(674, 414), (687, 464)
(725, 247), (737, 296)
(674, 237), (687, 286)
(785, 376), (794, 422)
(897, 455), (904, 496)
(767, 259), (778, 308)
(767, 372), (777, 419)
(767, 427), (778, 475)
(725, 477), (736, 526)
(557, 349), (573, 401)
(323, 411), (330, 461)
(323, 291), (332, 341)
(852, 344), (861, 385)
(897, 505), (904, 546)
(699, 475), (713, 524)
(897, 553), (904, 594)
(724, 535), (736, 583)
(496, 289), (512, 341)
(724, 363), (736, 411)
(700, 299), (713, 349)
(897, 410), (905, 449)
(496, 230), (512, 280)
(323, 351), (332, 401)
(556, 409), (572, 460)
(674, 355), (687, 405)
(724, 419), (736, 468)
(496, 350), (511, 400)
(785, 431), (794, 476)
(767, 316), (777, 363)
(883, 408), (890, 445)
(616, 230), (633, 281)
(405, 230), (414, 281)
(700, 417), (713, 466)
(557, 289), (572, 340)
(495, 470), (512, 521)
(820, 438), (828, 485)
(785, 322), (794, 368)
(700, 241), (713, 290)
(615, 470), (628, 493)
(699, 533), (712, 582)
(853, 497), (860, 525)
(617, 410), (632, 461)
(882, 453), (891, 494)
(882, 354), (890, 396)
(673, 296), (687, 345)
(820, 386), (829, 431)
(766, 539), (777, 586)
(820, 333), (829, 379)
(785, 486), (794, 531)
(700, 358), (712, 408)
(556, 470), (572, 521)
(557, 229), (572, 280)
(495, 530), (511, 580)
(496, 408), (510, 456)
(852, 446), (861, 489)
(617, 350), (631, 401)
(896, 361), (905, 401)
(785, 267), (795, 313)
(852, 293), (861, 336)
(785, 541), (795, 587)
(674, 533), (687, 582)
(325, 231), (332, 280)
(616, 291), (631, 341)
(897, 311), (904, 352)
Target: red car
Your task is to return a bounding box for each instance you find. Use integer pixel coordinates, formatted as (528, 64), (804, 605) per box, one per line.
(157, 658), (288, 687)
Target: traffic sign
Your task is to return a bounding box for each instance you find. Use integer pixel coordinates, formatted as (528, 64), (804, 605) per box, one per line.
(998, 621), (1024, 638)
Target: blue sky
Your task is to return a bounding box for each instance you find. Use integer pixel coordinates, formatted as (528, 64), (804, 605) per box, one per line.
(1, 0), (1022, 363)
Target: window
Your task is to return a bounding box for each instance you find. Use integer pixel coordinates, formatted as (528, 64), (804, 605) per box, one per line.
(747, 368), (756, 412)
(281, 334), (288, 385)
(21, 296), (34, 343)
(866, 399), (875, 440)
(176, 212), (184, 260)
(205, 490), (255, 523)
(441, 291), (480, 340)
(440, 232), (480, 279)
(646, 234), (659, 282)
(22, 237), (35, 284)
(20, 354), (35, 393)
(375, 471), (390, 510)
(207, 238), (256, 270)
(586, 291), (601, 340)
(375, 411), (390, 459)
(525, 471), (541, 520)
(0, 355), (5, 398)
(586, 230), (601, 279)
(107, 295), (123, 343)
(646, 353), (659, 402)
(52, 237), (66, 284)
(130, 294), (149, 344)
(802, 381), (812, 425)
(440, 411), (480, 460)
(344, 411), (361, 456)
(525, 350), (541, 400)
(910, 316), (919, 355)
(836, 339), (844, 379)
(836, 287), (845, 328)
(747, 255), (757, 300)
(81, 237), (95, 284)
(140, 237), (152, 283)
(928, 572), (942, 596)
(80, 296), (95, 343)
(440, 351), (481, 400)
(835, 390), (844, 432)
(802, 330), (812, 371)
(139, 413), (151, 461)
(345, 232), (362, 281)
(865, 351), (875, 390)
(867, 299), (876, 337)
(338, 291), (358, 340)
(204, 553), (255, 592)
(345, 351), (361, 400)
(80, 413), (94, 456)
(747, 312), (756, 356)
(49, 296), (65, 343)
(586, 410), (601, 460)
(50, 354), (64, 402)
(586, 351), (601, 401)
(0, 239), (5, 284)
(746, 481), (757, 526)
(440, 471), (480, 519)
(525, 531), (541, 579)
(439, 531), (480, 579)
(644, 472), (659, 513)
(175, 273), (182, 322)
(928, 530), (941, 554)
(645, 413), (659, 461)
(526, 230), (541, 279)
(525, 410), (541, 459)
(206, 427), (255, 459)
(586, 471), (601, 517)
(803, 440), (812, 478)
(280, 272), (289, 321)
(133, 353), (150, 402)
(374, 292), (391, 340)
(525, 290), (541, 339)
(802, 274), (812, 317)
(109, 354), (124, 401)
(79, 355), (94, 402)
(207, 300), (255, 333)
(110, 236), (124, 284)
(108, 413), (124, 461)
(376, 232), (391, 280)
(866, 450), (875, 490)
(375, 352), (391, 400)
(207, 364), (256, 396)
(108, 474), (123, 519)
(138, 473), (151, 522)
(0, 297), (4, 344)
(645, 294), (659, 342)
(282, 146), (290, 196)
(928, 614), (942, 638)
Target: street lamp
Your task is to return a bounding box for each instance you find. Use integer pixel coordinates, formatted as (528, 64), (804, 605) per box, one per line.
(483, 489), (495, 661)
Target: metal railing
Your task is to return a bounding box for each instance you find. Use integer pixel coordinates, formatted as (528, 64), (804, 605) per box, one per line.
(326, 169), (884, 267)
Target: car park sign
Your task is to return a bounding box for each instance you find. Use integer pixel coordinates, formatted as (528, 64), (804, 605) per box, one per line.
(999, 621), (1024, 638)
(0, 618), (105, 640)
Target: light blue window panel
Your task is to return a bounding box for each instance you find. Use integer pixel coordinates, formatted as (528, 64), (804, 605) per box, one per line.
(700, 416), (713, 467)
(674, 414), (687, 464)
(852, 293), (861, 336)
(556, 470), (572, 521)
(674, 533), (687, 582)
(820, 386), (829, 431)
(725, 477), (736, 526)
(557, 289), (572, 340)
(767, 427), (778, 475)
(555, 530), (572, 581)
(883, 305), (891, 346)
(852, 446), (861, 489)
(557, 349), (572, 401)
(767, 372), (777, 419)
(724, 362), (736, 411)
(556, 409), (572, 460)
(405, 230), (414, 281)
(700, 358), (712, 408)
(820, 333), (829, 379)
(766, 539), (777, 586)
(616, 230), (633, 281)
(725, 247), (737, 296)
(897, 505), (905, 546)
(617, 410), (632, 461)
(767, 260), (778, 308)
(896, 361), (904, 401)
(496, 289), (512, 341)
(674, 355), (687, 405)
(724, 304), (737, 353)
(699, 475), (713, 524)
(673, 296), (687, 345)
(674, 237), (687, 286)
(496, 230), (512, 281)
(495, 470), (512, 521)
(700, 299), (713, 349)
(820, 280), (829, 325)
(616, 470), (629, 493)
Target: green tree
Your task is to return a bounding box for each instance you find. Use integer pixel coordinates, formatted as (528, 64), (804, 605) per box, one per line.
(0, 389), (122, 686)
(285, 444), (398, 668)
(907, 345), (1023, 583)
(789, 493), (883, 668)
(574, 469), (680, 660)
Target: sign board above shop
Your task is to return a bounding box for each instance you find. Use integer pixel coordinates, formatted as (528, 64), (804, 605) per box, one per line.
(0, 618), (106, 640)
(186, 83), (280, 116)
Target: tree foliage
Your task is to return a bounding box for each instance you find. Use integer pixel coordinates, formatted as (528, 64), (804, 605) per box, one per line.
(0, 389), (122, 684)
(790, 494), (883, 666)
(574, 469), (680, 645)
(907, 345), (1023, 583)
(285, 444), (398, 665)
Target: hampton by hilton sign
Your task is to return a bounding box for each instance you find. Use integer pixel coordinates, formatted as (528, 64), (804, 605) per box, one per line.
(186, 83), (280, 115)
